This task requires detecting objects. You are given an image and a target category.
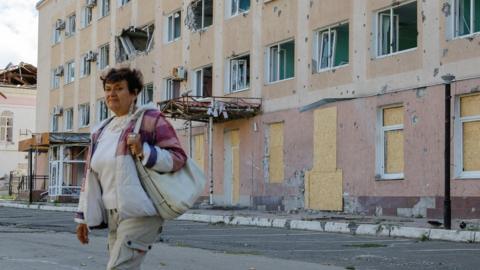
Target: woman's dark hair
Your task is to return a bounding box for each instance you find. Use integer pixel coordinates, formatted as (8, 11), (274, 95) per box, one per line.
(100, 67), (144, 95)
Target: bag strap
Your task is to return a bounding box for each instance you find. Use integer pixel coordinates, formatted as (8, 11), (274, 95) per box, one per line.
(133, 111), (146, 134)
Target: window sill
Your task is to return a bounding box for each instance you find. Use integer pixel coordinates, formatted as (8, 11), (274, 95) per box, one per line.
(193, 26), (212, 34)
(375, 47), (417, 59)
(452, 32), (480, 41)
(455, 172), (480, 180)
(65, 34), (75, 39)
(226, 87), (250, 95)
(165, 38), (181, 45)
(375, 174), (404, 181)
(97, 14), (110, 22)
(227, 11), (250, 20)
(265, 77), (295, 86)
(80, 24), (92, 30)
(51, 42), (61, 47)
(64, 81), (75, 86)
(315, 64), (349, 74)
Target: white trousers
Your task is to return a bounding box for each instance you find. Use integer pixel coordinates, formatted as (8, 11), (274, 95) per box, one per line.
(106, 209), (163, 270)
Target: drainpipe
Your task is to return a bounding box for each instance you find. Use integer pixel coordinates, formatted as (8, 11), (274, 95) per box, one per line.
(444, 83), (452, 230)
(208, 116), (214, 205)
(441, 74), (455, 230)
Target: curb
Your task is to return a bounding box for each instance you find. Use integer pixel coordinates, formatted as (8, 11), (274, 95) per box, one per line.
(1, 202), (477, 243)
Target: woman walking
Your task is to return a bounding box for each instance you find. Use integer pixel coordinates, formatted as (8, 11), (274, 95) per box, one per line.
(75, 67), (187, 269)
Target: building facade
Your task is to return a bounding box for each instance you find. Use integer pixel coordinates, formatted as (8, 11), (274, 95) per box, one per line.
(36, 0), (480, 218)
(0, 84), (36, 178)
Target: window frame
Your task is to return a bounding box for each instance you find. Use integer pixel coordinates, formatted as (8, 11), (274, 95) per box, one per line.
(139, 83), (154, 105)
(196, 0), (213, 31)
(51, 68), (60, 89)
(266, 39), (295, 84)
(375, 1), (417, 58)
(81, 6), (93, 29)
(51, 113), (59, 132)
(376, 105), (405, 180)
(227, 0), (250, 18)
(64, 108), (74, 131)
(80, 53), (91, 78)
(118, 0), (130, 7)
(96, 98), (110, 122)
(65, 60), (75, 84)
(78, 103), (90, 128)
(0, 111), (14, 143)
(452, 0), (480, 38)
(65, 13), (76, 37)
(99, 43), (110, 70)
(454, 94), (480, 178)
(227, 54), (250, 93)
(314, 22), (350, 73)
(99, 0), (110, 19)
(165, 78), (181, 100)
(166, 10), (181, 43)
(192, 65), (213, 97)
(52, 24), (61, 45)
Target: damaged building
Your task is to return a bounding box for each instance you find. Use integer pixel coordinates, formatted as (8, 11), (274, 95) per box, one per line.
(0, 63), (37, 199)
(36, 0), (480, 220)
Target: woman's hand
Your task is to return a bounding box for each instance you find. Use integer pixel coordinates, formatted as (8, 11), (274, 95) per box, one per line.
(76, 223), (89, 244)
(127, 133), (144, 160)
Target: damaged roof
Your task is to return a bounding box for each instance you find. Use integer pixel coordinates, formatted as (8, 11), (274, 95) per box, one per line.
(0, 62), (37, 86)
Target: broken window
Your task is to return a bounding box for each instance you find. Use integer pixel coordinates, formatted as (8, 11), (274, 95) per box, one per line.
(268, 40), (295, 83)
(117, 24), (155, 62)
(193, 66), (213, 98)
(229, 55), (250, 92)
(65, 60), (75, 84)
(139, 83), (154, 105)
(228, 0), (250, 17)
(100, 0), (110, 18)
(99, 43), (109, 69)
(80, 53), (91, 77)
(315, 22), (349, 72)
(0, 111), (13, 143)
(96, 98), (109, 122)
(66, 13), (76, 37)
(165, 79), (180, 100)
(454, 0), (480, 37)
(377, 105), (404, 179)
(186, 0), (213, 31)
(456, 94), (480, 177)
(64, 108), (73, 131)
(78, 103), (90, 128)
(81, 6), (93, 28)
(166, 11), (181, 42)
(377, 1), (417, 56)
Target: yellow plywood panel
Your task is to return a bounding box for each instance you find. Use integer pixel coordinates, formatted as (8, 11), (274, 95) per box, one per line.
(307, 170), (343, 211)
(313, 107), (337, 172)
(269, 123), (284, 183)
(460, 94), (480, 117)
(383, 106), (404, 126)
(231, 130), (240, 204)
(463, 121), (480, 171)
(385, 130), (404, 174)
(193, 134), (205, 172)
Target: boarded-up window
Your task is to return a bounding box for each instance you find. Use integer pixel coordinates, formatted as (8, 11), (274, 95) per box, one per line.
(193, 134), (205, 172)
(379, 106), (404, 179)
(460, 94), (480, 173)
(268, 122), (284, 183)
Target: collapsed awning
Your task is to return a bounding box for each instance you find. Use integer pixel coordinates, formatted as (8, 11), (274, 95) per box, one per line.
(18, 132), (90, 152)
(158, 96), (262, 123)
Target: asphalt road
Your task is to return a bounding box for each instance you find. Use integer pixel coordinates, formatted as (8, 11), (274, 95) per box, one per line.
(1, 207), (480, 270)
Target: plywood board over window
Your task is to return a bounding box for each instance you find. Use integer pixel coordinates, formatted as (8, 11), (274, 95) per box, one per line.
(268, 122), (284, 183)
(377, 105), (404, 179)
(457, 94), (480, 176)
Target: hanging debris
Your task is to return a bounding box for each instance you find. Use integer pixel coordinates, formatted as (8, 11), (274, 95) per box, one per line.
(185, 0), (213, 31)
(116, 24), (155, 62)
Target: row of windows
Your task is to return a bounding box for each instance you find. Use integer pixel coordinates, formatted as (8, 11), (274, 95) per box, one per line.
(377, 93), (480, 179)
(50, 83), (153, 131)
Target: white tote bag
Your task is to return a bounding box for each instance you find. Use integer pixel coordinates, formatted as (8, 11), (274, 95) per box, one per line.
(132, 112), (206, 220)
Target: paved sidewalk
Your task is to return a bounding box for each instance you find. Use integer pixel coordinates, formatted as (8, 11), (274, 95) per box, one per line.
(1, 200), (480, 243)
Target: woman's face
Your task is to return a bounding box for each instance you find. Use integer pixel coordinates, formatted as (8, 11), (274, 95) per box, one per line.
(104, 80), (137, 116)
